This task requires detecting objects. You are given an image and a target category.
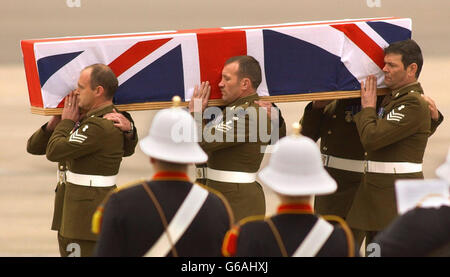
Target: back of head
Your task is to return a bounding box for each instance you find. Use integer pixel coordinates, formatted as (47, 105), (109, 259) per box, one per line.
(84, 64), (119, 100)
(384, 39), (423, 78)
(139, 97), (207, 164)
(258, 135), (337, 196)
(225, 55), (262, 90)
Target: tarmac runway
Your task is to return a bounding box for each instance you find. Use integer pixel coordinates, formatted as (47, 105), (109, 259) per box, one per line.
(0, 0), (449, 256)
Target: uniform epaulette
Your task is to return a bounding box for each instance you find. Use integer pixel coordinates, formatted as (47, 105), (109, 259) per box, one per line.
(221, 215), (267, 257)
(322, 215), (355, 257)
(91, 179), (147, 235)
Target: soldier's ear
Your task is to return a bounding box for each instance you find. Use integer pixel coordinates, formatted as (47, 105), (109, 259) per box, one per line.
(241, 77), (251, 90)
(95, 86), (105, 97)
(407, 63), (418, 79)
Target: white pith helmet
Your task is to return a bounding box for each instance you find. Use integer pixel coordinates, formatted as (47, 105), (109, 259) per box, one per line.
(139, 96), (207, 164)
(258, 123), (337, 196)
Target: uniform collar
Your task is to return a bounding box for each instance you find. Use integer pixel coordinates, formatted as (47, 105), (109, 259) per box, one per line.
(277, 203), (314, 214)
(391, 82), (423, 99)
(86, 103), (116, 118)
(227, 93), (259, 108)
(152, 171), (190, 182)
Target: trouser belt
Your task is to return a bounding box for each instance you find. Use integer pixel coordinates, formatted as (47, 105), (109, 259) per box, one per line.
(196, 167), (257, 183)
(65, 171), (117, 187)
(321, 154), (365, 173)
(322, 154), (422, 174)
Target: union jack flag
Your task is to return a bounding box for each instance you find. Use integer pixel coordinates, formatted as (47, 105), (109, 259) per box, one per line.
(21, 17), (411, 111)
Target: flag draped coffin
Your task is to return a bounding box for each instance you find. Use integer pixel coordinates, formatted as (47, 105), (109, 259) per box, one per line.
(21, 17), (412, 115)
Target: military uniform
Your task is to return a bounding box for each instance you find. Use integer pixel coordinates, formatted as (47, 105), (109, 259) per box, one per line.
(301, 98), (382, 219)
(195, 93), (272, 222)
(373, 205), (450, 257)
(346, 82), (435, 232)
(43, 105), (136, 256)
(27, 111), (137, 244)
(195, 103), (286, 187)
(301, 96), (443, 220)
(222, 204), (356, 257)
(94, 172), (234, 257)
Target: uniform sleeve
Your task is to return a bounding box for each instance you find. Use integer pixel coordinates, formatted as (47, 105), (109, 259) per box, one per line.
(270, 103), (286, 144)
(93, 194), (124, 257)
(46, 119), (105, 162)
(27, 123), (53, 155)
(121, 111), (138, 157)
(198, 107), (271, 154)
(354, 97), (430, 151)
(429, 110), (444, 137)
(300, 102), (324, 142)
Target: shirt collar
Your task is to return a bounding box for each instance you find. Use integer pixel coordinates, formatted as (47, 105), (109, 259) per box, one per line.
(86, 104), (116, 118)
(152, 171), (190, 182)
(227, 93), (259, 108)
(277, 203), (314, 214)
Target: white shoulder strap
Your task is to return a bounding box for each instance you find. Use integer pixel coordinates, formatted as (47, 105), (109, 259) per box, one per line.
(144, 184), (209, 257)
(292, 217), (334, 257)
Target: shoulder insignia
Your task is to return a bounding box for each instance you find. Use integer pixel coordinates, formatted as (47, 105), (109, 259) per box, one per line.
(214, 120), (233, 133)
(82, 125), (89, 132)
(69, 129), (88, 143)
(386, 109), (405, 122)
(222, 225), (240, 257)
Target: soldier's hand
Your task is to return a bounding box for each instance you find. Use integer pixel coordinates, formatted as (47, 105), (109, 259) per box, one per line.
(421, 94), (439, 121)
(104, 109), (133, 132)
(189, 81), (211, 113)
(361, 75), (377, 108)
(46, 115), (62, 131)
(61, 90), (81, 122)
(312, 100), (332, 109)
(255, 100), (277, 121)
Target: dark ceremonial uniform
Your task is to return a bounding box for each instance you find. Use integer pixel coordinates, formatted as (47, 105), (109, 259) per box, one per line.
(93, 172), (234, 257)
(373, 205), (450, 257)
(223, 203), (356, 257)
(44, 105), (135, 256)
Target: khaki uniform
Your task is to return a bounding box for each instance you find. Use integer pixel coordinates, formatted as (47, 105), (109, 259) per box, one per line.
(300, 98), (379, 218)
(34, 105), (137, 256)
(301, 95), (443, 222)
(195, 94), (271, 222)
(346, 82), (433, 231)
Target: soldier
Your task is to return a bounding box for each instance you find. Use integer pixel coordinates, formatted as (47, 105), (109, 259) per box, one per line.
(372, 149), (450, 257)
(222, 124), (356, 257)
(27, 114), (136, 256)
(189, 55), (273, 222)
(346, 39), (441, 248)
(27, 105), (137, 257)
(195, 103), (287, 186)
(300, 49), (443, 251)
(93, 97), (234, 257)
(43, 63), (136, 257)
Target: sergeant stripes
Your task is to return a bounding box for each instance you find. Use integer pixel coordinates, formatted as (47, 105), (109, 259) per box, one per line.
(69, 129), (88, 143)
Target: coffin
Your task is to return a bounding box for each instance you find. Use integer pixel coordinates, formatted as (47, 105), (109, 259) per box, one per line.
(21, 17), (411, 115)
